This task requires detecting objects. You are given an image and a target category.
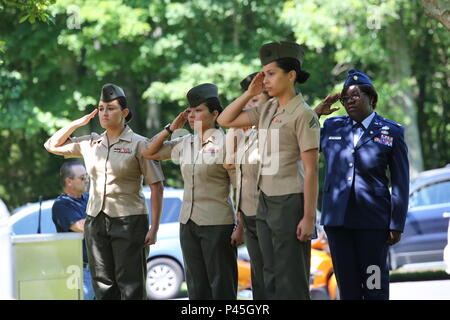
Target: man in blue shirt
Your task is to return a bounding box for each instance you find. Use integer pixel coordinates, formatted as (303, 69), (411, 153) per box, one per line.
(52, 161), (94, 300)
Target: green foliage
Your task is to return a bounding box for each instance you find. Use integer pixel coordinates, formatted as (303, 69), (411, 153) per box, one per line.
(283, 0), (450, 172)
(1, 0), (56, 23)
(0, 0), (448, 211)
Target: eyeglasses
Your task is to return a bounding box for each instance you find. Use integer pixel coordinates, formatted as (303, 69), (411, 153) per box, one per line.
(75, 175), (89, 181)
(339, 92), (367, 105)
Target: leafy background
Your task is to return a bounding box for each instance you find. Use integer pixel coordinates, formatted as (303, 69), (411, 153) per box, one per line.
(0, 0), (448, 210)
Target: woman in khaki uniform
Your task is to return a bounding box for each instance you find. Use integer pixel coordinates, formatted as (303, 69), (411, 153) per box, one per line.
(218, 42), (320, 300)
(44, 84), (164, 300)
(225, 73), (270, 299)
(142, 83), (238, 300)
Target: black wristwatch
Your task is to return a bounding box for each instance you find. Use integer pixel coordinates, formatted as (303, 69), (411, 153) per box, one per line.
(164, 123), (173, 134)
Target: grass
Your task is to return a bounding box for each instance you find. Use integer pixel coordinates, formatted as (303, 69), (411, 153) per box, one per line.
(390, 267), (450, 283)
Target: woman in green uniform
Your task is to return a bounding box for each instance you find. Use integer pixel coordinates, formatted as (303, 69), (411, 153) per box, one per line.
(225, 73), (270, 299)
(44, 84), (164, 300)
(142, 83), (238, 300)
(218, 42), (320, 300)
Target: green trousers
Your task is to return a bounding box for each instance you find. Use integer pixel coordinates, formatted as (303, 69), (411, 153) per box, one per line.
(241, 213), (266, 300)
(180, 220), (237, 300)
(84, 212), (149, 300)
(256, 192), (311, 300)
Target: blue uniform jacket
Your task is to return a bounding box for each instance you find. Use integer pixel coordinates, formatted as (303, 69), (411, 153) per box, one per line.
(320, 113), (409, 232)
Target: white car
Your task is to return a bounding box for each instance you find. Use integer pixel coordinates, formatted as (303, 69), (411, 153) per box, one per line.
(0, 199), (13, 299)
(444, 212), (450, 274)
(9, 187), (186, 300)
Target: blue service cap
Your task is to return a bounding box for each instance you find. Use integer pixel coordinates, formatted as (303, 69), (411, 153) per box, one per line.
(343, 69), (373, 88)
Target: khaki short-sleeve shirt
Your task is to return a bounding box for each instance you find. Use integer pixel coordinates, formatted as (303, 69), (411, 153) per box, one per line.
(57, 126), (164, 218)
(245, 93), (320, 196)
(156, 129), (234, 226)
(235, 127), (260, 216)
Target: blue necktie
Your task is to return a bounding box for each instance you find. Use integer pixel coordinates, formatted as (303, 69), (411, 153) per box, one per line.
(353, 122), (365, 146)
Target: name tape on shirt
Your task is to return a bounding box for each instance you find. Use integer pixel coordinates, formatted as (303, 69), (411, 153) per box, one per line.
(204, 148), (220, 153)
(113, 147), (132, 153)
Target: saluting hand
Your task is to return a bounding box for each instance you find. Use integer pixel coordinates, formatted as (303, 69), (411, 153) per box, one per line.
(314, 93), (341, 116)
(246, 72), (265, 97)
(72, 109), (98, 127)
(169, 108), (190, 132)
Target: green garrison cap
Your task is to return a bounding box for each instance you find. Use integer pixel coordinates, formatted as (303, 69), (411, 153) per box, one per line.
(100, 83), (132, 122)
(240, 72), (258, 92)
(186, 83), (218, 107)
(100, 83), (125, 102)
(259, 41), (304, 66)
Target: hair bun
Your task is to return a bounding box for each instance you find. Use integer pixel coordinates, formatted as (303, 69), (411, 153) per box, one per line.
(296, 70), (310, 84)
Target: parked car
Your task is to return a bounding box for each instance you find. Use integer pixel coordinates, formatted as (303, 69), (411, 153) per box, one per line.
(235, 238), (338, 300)
(236, 211), (339, 300)
(443, 212), (450, 275)
(0, 199), (9, 217)
(0, 198), (14, 299)
(389, 164), (450, 269)
(9, 187), (251, 299)
(310, 232), (338, 300)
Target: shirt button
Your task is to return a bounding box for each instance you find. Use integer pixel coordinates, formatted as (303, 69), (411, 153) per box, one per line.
(349, 163), (353, 167)
(351, 150), (355, 154)
(347, 177), (352, 181)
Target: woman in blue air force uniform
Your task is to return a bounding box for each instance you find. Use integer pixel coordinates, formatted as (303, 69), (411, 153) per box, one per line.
(315, 69), (410, 300)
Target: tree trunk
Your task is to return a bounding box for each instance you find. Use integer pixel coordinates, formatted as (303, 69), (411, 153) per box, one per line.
(385, 19), (424, 178)
(232, 0), (241, 49)
(145, 97), (161, 138)
(421, 0), (450, 30)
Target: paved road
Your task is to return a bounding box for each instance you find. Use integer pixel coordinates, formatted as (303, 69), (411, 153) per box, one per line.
(390, 279), (450, 300)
